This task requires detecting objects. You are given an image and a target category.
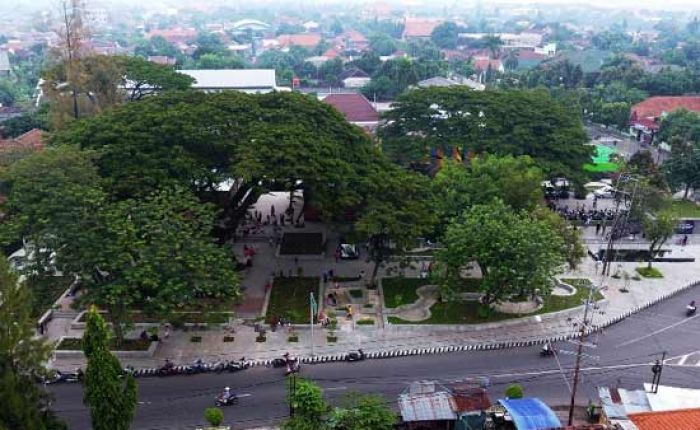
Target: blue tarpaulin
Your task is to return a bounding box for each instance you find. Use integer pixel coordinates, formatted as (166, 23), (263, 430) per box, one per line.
(499, 398), (562, 430)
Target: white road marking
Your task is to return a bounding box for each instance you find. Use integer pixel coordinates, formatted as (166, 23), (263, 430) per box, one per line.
(678, 355), (689, 366)
(325, 386), (348, 391)
(617, 314), (700, 348)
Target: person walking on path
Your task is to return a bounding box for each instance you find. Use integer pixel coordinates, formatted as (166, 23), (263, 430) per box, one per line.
(596, 223), (601, 235)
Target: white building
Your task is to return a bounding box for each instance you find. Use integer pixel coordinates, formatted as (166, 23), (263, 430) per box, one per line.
(177, 69), (281, 93)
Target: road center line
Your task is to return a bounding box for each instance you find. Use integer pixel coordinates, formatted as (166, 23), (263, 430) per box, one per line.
(617, 314), (700, 348)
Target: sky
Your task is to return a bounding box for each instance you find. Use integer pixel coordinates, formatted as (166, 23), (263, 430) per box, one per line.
(0, 0), (698, 16)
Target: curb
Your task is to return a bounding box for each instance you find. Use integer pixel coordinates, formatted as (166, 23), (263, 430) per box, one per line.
(84, 280), (700, 379)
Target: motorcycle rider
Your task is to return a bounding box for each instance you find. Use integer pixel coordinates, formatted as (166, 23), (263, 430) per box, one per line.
(688, 300), (697, 315)
(542, 342), (554, 356)
(221, 386), (233, 402)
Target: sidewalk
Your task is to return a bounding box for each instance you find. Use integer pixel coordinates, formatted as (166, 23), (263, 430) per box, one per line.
(47, 236), (700, 371)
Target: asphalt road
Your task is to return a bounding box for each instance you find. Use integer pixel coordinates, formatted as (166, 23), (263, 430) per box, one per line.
(50, 285), (700, 430)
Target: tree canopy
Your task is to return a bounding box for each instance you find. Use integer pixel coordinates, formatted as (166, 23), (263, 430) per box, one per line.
(82, 307), (137, 430)
(0, 256), (66, 430)
(431, 22), (463, 49)
(437, 199), (565, 304)
(380, 87), (592, 178)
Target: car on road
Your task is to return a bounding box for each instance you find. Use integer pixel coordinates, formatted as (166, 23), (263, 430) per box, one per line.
(594, 186), (616, 198)
(339, 243), (359, 259)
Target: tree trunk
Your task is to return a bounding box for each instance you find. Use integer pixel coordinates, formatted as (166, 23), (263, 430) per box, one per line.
(370, 257), (381, 289)
(648, 242), (655, 269)
(684, 184), (691, 200)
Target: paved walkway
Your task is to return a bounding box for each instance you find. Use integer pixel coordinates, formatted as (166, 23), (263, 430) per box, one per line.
(45, 201), (700, 371)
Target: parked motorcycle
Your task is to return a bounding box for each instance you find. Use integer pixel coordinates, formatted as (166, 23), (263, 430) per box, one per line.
(345, 349), (366, 362)
(687, 302), (697, 317)
(46, 369), (83, 384)
(157, 360), (177, 376)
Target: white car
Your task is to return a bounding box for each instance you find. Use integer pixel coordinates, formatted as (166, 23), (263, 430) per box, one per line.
(594, 186), (616, 198)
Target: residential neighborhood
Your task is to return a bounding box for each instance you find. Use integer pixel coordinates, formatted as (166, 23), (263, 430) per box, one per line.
(2, 1), (700, 430)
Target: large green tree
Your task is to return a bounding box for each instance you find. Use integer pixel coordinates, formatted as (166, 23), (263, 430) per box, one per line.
(0, 256), (66, 430)
(431, 156), (544, 229)
(642, 211), (677, 269)
(664, 143), (700, 199)
(283, 378), (395, 430)
(430, 22), (462, 49)
(380, 87), (592, 177)
(437, 199), (565, 305)
(82, 307), (137, 430)
(80, 187), (240, 342)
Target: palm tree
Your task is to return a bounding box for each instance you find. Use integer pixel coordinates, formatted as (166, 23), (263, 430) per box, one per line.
(484, 35), (503, 58)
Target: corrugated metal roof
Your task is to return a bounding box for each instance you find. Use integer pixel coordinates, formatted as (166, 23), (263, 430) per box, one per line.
(498, 398), (562, 430)
(178, 69), (276, 90)
(643, 384), (700, 412)
(398, 391), (458, 422)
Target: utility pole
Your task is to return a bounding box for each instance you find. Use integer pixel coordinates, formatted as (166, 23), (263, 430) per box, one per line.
(567, 284), (593, 426)
(289, 373), (297, 417)
(651, 351), (666, 394)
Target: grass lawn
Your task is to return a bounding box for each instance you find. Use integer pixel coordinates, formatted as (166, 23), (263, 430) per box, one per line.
(349, 289), (363, 299)
(667, 200), (700, 218)
(537, 278), (604, 315)
(56, 337), (151, 351)
(389, 301), (514, 324)
(266, 277), (318, 323)
(389, 278), (603, 324)
(635, 267), (664, 278)
(382, 278), (429, 308)
(584, 162), (620, 173)
(77, 311), (233, 324)
(279, 232), (324, 255)
(27, 275), (74, 318)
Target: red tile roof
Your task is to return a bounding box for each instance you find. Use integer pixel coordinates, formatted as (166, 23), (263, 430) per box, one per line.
(517, 49), (547, 60)
(473, 57), (503, 72)
(277, 34), (322, 48)
(343, 30), (368, 43)
(403, 18), (443, 38)
(323, 48), (340, 58)
(629, 408), (700, 430)
(147, 27), (197, 44)
(322, 94), (379, 123)
(0, 128), (45, 152)
(631, 96), (700, 121)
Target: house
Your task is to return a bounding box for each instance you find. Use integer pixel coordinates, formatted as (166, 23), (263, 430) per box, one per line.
(340, 30), (369, 51)
(515, 50), (547, 70)
(495, 398), (562, 430)
(629, 408), (700, 430)
(473, 56), (504, 83)
(146, 27), (197, 45)
(459, 32), (544, 49)
(147, 56), (176, 66)
(598, 384), (700, 429)
(0, 128), (45, 163)
(417, 76), (485, 91)
(402, 18), (443, 40)
(534, 42), (557, 57)
(321, 93), (379, 130)
(277, 34), (322, 50)
(0, 50), (10, 77)
(398, 381), (458, 429)
(177, 69), (280, 93)
(341, 69), (371, 88)
(629, 96), (700, 144)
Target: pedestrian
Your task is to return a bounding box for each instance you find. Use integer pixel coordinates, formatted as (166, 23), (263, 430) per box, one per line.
(322, 271), (328, 283)
(271, 205), (276, 216)
(163, 323), (171, 340)
(593, 196), (598, 210)
(268, 237), (274, 247)
(359, 269), (365, 279)
(280, 214), (285, 226)
(596, 223), (601, 235)
(334, 249), (340, 263)
(595, 260), (601, 274)
(328, 268), (334, 279)
(294, 256), (299, 266)
(683, 234), (689, 246)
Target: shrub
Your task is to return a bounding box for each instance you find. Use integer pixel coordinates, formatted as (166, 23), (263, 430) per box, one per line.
(190, 336), (202, 343)
(204, 407), (224, 426)
(505, 384), (524, 399)
(223, 336), (234, 342)
(288, 335), (299, 342)
(635, 267), (663, 278)
(356, 318), (374, 325)
(255, 335), (266, 342)
(327, 335), (337, 343)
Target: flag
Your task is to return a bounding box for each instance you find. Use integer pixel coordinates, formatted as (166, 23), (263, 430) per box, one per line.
(310, 292), (317, 314)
